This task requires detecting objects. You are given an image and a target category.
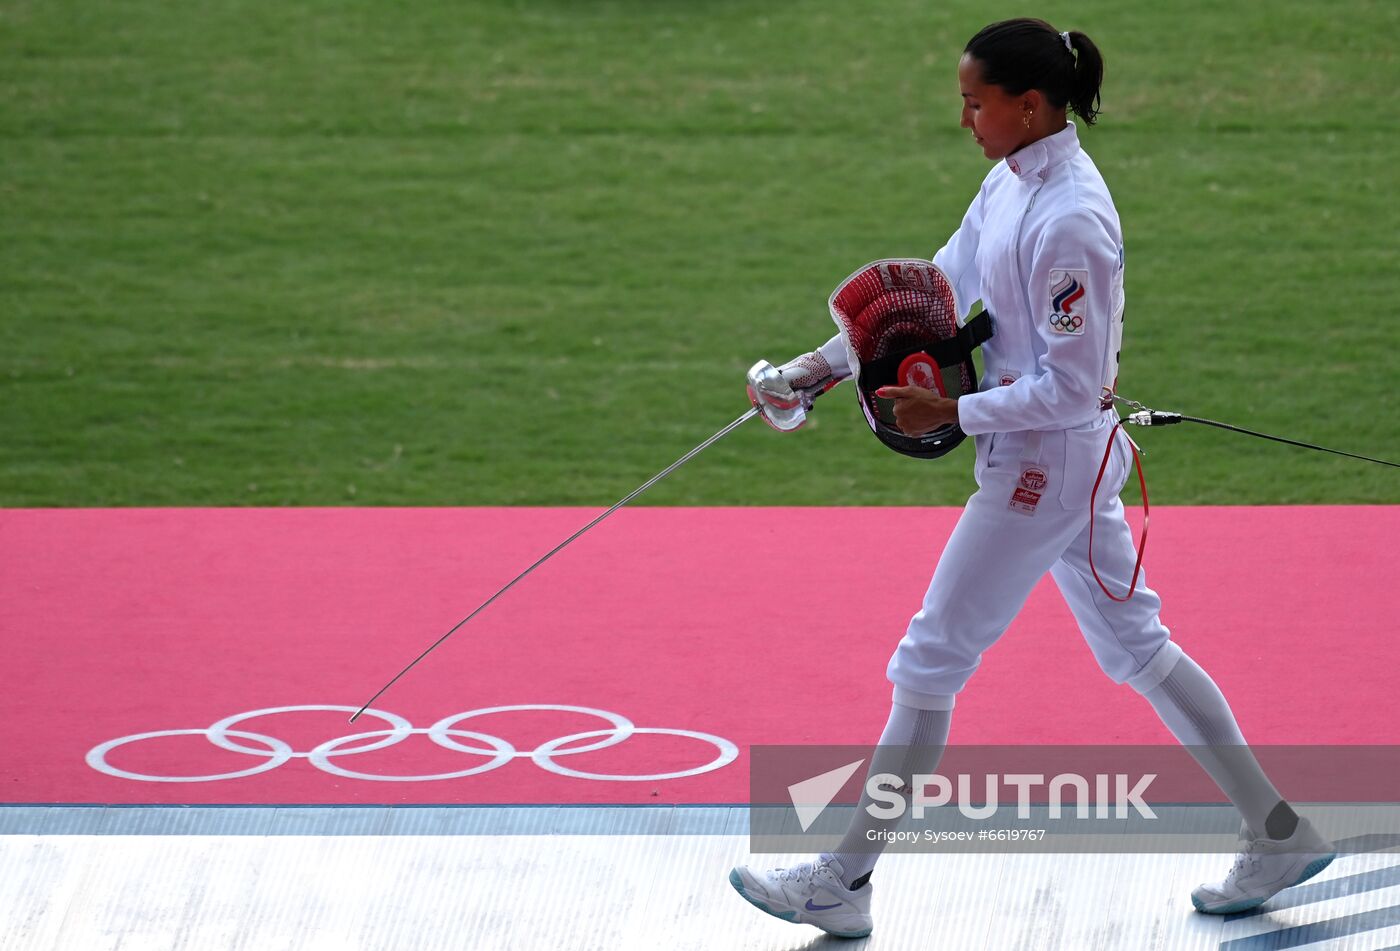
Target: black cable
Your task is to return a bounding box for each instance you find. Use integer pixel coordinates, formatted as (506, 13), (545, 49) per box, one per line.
(1126, 408), (1399, 469)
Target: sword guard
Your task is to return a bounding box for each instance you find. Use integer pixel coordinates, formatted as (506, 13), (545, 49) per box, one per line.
(747, 360), (813, 432)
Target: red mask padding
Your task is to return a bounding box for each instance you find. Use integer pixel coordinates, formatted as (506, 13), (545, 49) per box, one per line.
(828, 260), (993, 459)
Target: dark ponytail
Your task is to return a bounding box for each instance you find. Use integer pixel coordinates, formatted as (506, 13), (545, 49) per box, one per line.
(964, 19), (1105, 125)
(1063, 30), (1105, 125)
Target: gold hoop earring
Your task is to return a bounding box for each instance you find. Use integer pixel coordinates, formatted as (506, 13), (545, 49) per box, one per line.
(1023, 110), (1033, 128)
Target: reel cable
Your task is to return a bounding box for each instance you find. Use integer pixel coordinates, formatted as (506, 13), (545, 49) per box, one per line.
(1112, 395), (1400, 469)
(1088, 394), (1397, 602)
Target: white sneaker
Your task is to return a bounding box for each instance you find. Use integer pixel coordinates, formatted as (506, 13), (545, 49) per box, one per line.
(1192, 817), (1336, 914)
(728, 856), (873, 938)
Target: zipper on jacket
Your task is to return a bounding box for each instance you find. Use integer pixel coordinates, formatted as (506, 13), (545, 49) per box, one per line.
(1013, 181), (1045, 321)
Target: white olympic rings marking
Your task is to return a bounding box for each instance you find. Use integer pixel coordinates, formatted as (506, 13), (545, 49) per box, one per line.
(85, 704), (739, 783)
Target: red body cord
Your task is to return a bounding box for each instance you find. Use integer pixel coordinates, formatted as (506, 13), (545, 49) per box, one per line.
(1088, 419), (1149, 602)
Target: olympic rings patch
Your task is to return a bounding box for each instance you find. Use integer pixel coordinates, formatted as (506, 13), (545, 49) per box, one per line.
(85, 704), (740, 783)
(1049, 269), (1088, 335)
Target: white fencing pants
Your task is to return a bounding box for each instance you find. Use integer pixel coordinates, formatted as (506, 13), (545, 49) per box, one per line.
(887, 419), (1181, 710)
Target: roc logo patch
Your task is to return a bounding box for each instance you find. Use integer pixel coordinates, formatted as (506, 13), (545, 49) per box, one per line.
(1049, 270), (1088, 335)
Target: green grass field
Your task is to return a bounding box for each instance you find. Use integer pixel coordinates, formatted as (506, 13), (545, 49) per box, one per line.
(2, 0), (1396, 506)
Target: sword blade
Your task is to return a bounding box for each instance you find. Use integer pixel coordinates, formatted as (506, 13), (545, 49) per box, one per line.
(350, 406), (761, 722)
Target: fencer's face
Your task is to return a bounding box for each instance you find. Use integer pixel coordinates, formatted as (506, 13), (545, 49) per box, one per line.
(958, 54), (1032, 161)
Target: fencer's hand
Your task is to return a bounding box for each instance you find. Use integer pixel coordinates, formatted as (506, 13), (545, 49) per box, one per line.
(778, 351), (839, 402)
(877, 385), (959, 436)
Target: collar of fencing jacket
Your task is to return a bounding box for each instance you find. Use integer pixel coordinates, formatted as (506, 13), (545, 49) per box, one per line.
(1004, 121), (1080, 182)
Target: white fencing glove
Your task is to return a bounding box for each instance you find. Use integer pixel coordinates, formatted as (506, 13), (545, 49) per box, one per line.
(748, 334), (854, 433)
(779, 334), (853, 400)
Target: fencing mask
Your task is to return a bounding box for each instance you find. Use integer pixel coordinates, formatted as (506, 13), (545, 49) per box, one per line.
(828, 259), (994, 459)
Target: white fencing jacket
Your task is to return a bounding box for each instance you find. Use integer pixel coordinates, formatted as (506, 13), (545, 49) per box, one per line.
(816, 122), (1125, 437)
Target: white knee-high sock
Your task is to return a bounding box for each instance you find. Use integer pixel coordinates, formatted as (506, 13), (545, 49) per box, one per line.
(822, 701), (952, 888)
(1137, 650), (1297, 839)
